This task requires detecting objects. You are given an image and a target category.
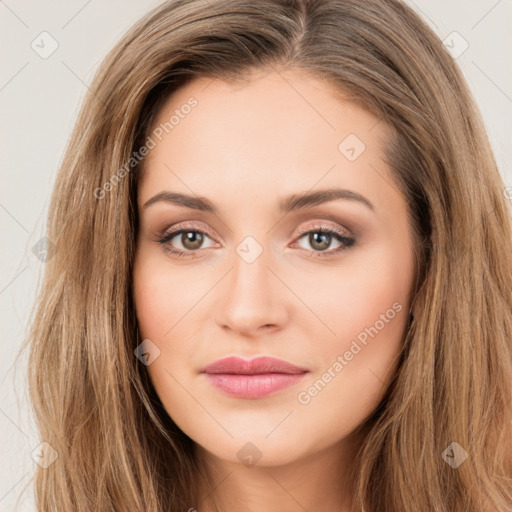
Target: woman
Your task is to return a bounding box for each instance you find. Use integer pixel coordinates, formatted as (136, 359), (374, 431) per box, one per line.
(24, 0), (512, 510)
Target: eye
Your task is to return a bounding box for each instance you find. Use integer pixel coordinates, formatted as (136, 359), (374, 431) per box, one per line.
(292, 224), (356, 257)
(158, 223), (217, 258)
(157, 222), (356, 259)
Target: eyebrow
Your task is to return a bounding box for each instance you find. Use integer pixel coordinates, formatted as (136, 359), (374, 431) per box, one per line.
(142, 188), (375, 213)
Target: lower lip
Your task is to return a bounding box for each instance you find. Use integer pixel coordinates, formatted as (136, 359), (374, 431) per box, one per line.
(204, 372), (308, 399)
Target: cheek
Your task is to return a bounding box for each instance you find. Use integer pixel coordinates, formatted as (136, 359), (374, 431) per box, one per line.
(133, 269), (173, 340)
(295, 238), (413, 352)
(133, 250), (203, 341)
(132, 251), (213, 391)
(330, 263), (409, 354)
(294, 241), (413, 425)
(132, 255), (196, 421)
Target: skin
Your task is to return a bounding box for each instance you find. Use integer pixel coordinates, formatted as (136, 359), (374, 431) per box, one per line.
(133, 67), (416, 512)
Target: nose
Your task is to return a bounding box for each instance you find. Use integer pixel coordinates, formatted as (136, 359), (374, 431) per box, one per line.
(215, 249), (289, 338)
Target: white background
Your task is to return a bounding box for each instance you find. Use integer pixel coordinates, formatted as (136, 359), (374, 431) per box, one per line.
(1, 1), (511, 510)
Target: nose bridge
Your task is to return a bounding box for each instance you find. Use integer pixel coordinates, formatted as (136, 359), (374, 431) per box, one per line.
(233, 236), (270, 298)
(215, 234), (287, 334)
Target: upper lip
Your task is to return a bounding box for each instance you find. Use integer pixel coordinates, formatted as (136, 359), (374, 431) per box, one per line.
(201, 356), (309, 375)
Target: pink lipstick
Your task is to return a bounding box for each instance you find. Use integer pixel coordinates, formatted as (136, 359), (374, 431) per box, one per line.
(201, 356), (309, 399)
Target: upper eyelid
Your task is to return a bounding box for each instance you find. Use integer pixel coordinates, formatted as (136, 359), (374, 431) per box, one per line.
(160, 221), (354, 245)
(295, 221), (352, 237)
(161, 221), (217, 240)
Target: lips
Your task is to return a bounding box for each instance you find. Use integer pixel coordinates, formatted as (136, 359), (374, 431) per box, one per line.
(200, 356), (309, 399)
(201, 356), (309, 375)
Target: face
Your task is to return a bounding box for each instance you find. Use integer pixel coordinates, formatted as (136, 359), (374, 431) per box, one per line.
(133, 68), (416, 468)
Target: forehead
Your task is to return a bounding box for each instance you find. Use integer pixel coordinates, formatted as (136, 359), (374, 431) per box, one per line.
(139, 68), (400, 215)
(147, 68), (387, 158)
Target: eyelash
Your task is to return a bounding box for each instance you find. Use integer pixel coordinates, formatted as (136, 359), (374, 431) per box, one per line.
(157, 222), (356, 259)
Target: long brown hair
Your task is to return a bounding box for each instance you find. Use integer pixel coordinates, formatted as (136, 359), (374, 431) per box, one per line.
(20, 0), (512, 510)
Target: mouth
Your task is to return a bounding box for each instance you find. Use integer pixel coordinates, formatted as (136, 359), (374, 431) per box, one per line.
(200, 356), (310, 399)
